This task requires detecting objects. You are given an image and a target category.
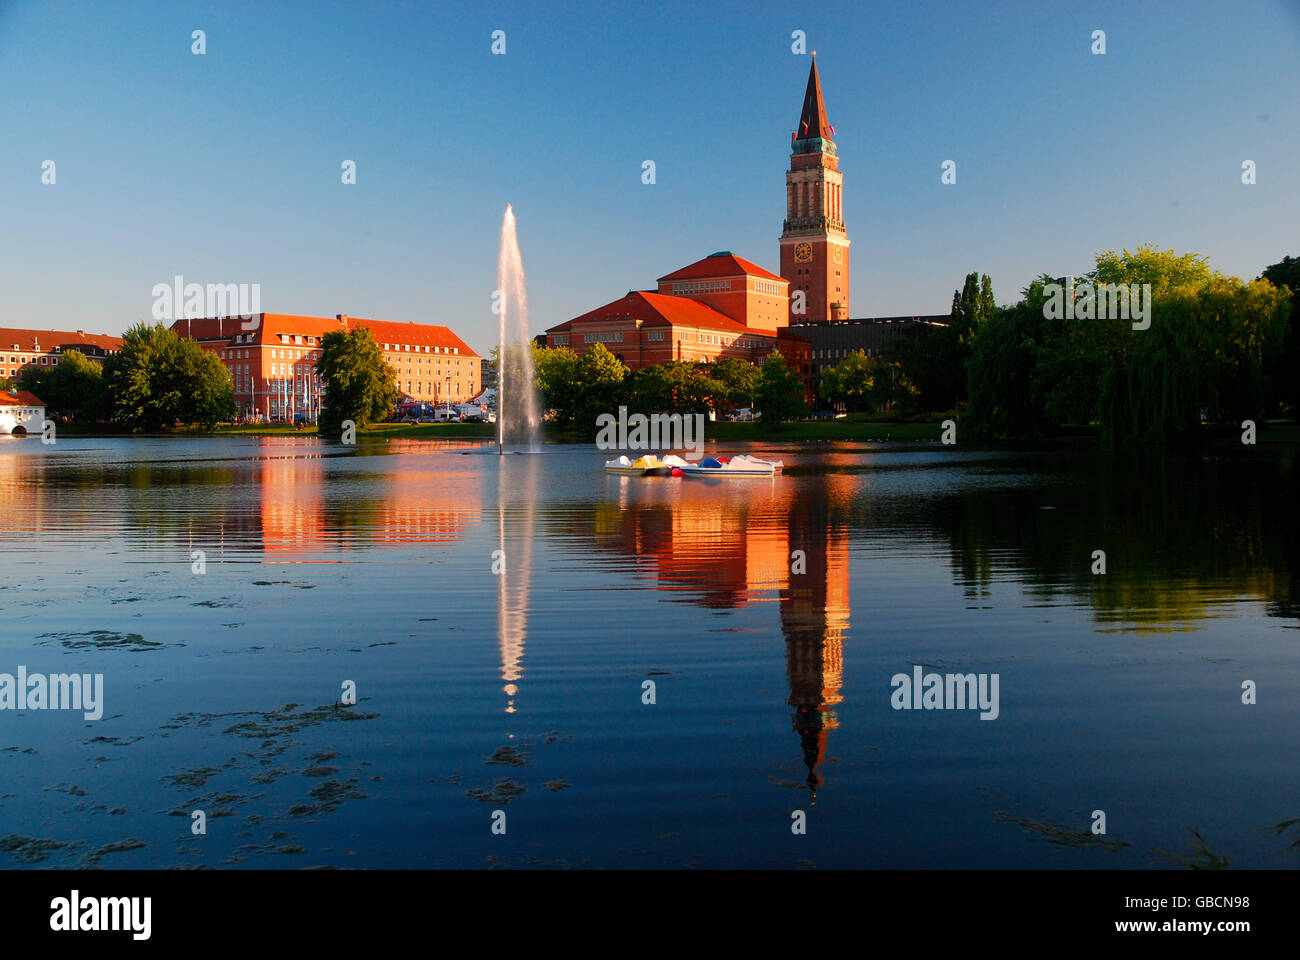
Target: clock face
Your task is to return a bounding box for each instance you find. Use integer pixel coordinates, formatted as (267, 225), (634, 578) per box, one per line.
(833, 246), (843, 264)
(794, 242), (813, 263)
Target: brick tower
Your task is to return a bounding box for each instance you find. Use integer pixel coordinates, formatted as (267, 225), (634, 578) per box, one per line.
(780, 55), (849, 325)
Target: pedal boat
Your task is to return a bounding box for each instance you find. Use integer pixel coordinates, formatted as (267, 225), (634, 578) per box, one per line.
(677, 454), (783, 478)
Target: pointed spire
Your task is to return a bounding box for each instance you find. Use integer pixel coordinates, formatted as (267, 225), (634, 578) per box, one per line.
(795, 55), (831, 142)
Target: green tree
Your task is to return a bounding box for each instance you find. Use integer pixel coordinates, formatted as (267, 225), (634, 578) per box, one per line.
(103, 323), (235, 430)
(18, 349), (107, 421)
(316, 326), (401, 437)
(1260, 255), (1300, 417)
(532, 344), (584, 423)
(965, 283), (1053, 439)
(755, 351), (808, 423)
(574, 343), (628, 427)
(894, 271), (995, 411)
(1098, 275), (1289, 444)
(822, 350), (917, 414)
(709, 356), (761, 411)
(964, 249), (1292, 443)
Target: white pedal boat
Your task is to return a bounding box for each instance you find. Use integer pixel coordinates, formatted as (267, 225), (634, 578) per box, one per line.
(677, 454), (783, 477)
(604, 454), (691, 476)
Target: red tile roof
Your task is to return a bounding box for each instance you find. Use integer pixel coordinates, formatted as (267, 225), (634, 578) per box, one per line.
(171, 314), (479, 357)
(0, 390), (45, 407)
(0, 328), (124, 352)
(657, 252), (787, 285)
(552, 292), (776, 337)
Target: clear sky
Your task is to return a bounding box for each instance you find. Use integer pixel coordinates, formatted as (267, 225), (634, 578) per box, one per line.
(2, 0), (1297, 357)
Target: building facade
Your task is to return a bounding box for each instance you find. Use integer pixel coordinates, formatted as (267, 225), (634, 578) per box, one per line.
(173, 313), (480, 420)
(546, 252), (789, 367)
(790, 316), (948, 381)
(0, 328), (125, 384)
(0, 390), (46, 435)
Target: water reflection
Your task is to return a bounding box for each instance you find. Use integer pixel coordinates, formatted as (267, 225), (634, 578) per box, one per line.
(497, 453), (539, 713)
(4, 437), (1300, 865)
(576, 468), (859, 800)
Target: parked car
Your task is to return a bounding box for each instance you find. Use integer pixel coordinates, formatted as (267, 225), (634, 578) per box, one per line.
(403, 416), (420, 425)
(727, 408), (757, 421)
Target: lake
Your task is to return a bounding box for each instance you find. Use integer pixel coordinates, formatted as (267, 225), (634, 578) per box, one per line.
(1, 435), (1297, 868)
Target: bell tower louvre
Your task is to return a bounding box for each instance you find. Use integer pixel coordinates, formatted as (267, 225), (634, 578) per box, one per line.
(779, 54), (849, 325)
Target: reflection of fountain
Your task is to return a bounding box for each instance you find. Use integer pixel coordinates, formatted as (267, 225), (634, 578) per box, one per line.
(496, 452), (539, 712)
(495, 204), (542, 453)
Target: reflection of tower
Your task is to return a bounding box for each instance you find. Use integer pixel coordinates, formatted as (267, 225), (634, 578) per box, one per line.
(780, 475), (852, 801)
(496, 454), (539, 713)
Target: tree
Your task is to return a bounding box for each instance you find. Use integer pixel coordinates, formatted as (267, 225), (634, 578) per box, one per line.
(965, 283), (1053, 439)
(821, 350), (917, 414)
(1260, 255), (1300, 417)
(316, 326), (401, 437)
(709, 356), (761, 411)
(103, 323), (235, 430)
(964, 249), (1292, 443)
(532, 344), (583, 423)
(574, 343), (628, 427)
(893, 270), (995, 411)
(755, 351), (808, 423)
(1098, 275), (1289, 444)
(18, 349), (107, 421)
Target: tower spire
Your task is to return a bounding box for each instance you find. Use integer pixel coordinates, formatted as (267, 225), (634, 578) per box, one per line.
(795, 56), (831, 142)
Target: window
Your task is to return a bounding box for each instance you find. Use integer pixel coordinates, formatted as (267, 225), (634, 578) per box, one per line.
(672, 279), (731, 294)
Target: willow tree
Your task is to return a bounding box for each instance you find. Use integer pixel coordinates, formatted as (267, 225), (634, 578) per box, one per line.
(1091, 248), (1289, 444)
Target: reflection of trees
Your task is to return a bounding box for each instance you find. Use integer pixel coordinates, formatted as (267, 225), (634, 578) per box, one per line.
(928, 448), (1299, 627)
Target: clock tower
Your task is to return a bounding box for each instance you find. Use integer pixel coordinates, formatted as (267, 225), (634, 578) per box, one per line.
(780, 55), (849, 325)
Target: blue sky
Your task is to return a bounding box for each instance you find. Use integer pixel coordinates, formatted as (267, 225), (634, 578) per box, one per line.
(2, 0), (1297, 356)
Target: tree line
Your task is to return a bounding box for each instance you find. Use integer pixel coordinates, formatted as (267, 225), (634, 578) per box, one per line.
(530, 343), (809, 428)
(810, 245), (1295, 443)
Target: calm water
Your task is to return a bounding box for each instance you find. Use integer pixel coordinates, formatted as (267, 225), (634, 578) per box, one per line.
(1, 435), (1298, 868)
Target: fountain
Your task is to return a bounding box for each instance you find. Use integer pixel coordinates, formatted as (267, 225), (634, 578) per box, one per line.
(495, 204), (542, 453)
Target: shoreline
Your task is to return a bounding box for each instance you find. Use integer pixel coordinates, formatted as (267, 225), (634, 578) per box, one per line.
(13, 419), (1300, 445)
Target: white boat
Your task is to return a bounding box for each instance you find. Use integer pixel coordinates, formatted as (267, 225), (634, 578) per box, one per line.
(604, 454), (691, 476)
(677, 454), (783, 478)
